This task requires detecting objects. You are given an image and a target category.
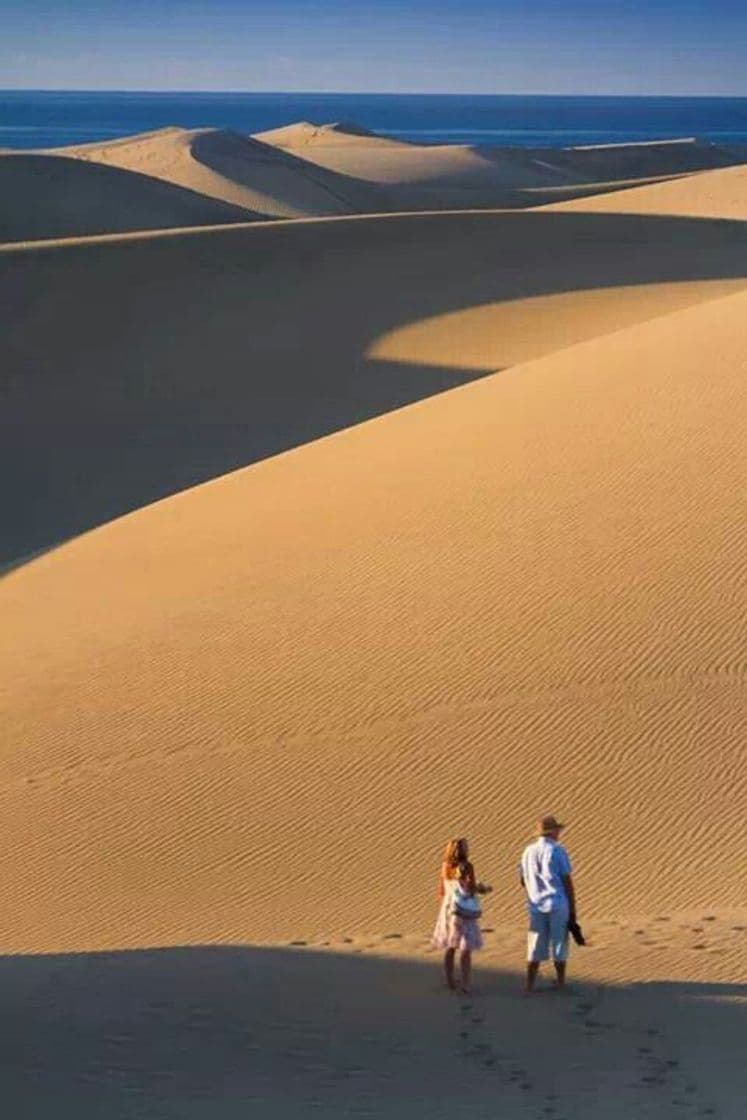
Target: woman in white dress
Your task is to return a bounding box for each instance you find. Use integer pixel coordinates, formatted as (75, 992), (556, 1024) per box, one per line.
(432, 837), (491, 993)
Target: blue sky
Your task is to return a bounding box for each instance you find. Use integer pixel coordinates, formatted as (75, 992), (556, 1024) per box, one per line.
(2, 0), (746, 95)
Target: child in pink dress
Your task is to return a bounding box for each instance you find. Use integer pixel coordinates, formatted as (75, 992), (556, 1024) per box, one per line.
(432, 837), (491, 993)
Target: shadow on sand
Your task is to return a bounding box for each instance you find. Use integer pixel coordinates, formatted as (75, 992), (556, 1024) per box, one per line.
(2, 209), (747, 564)
(0, 943), (744, 1118)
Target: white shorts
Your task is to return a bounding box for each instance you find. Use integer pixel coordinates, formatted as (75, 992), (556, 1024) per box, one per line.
(527, 905), (570, 962)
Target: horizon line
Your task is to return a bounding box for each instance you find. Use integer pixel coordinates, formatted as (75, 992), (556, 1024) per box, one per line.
(2, 88), (747, 100)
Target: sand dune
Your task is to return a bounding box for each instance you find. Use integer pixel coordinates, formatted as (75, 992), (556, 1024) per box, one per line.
(1, 223), (746, 951)
(258, 126), (747, 209)
(2, 261), (746, 1117)
(61, 126), (388, 218)
(7, 124), (744, 243)
(0, 151), (256, 242)
(3, 209), (746, 561)
(2, 168), (747, 1115)
(544, 160), (747, 219)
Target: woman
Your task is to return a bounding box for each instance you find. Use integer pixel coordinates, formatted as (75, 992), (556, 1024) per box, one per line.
(432, 837), (491, 993)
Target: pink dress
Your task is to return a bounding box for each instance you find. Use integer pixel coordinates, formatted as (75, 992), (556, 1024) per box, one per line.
(432, 875), (484, 952)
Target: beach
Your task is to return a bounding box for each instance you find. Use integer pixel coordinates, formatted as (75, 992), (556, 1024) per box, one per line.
(1, 122), (746, 1117)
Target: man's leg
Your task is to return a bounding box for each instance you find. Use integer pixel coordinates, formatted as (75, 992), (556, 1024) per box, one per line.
(550, 907), (570, 988)
(526, 910), (549, 991)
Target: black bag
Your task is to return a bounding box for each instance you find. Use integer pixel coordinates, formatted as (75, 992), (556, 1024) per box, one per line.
(568, 918), (586, 946)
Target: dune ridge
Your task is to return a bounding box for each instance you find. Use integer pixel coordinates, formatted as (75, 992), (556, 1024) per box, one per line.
(59, 126), (389, 218)
(4, 208), (746, 561)
(5, 123), (745, 246)
(543, 160), (747, 219)
(0, 151), (257, 242)
(258, 125), (747, 209)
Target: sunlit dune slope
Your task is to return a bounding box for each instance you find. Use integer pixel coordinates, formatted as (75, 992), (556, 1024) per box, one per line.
(257, 126), (746, 209)
(62, 126), (388, 218)
(0, 152), (256, 242)
(542, 160), (747, 219)
(256, 122), (615, 210)
(2, 262), (746, 951)
(3, 209), (746, 562)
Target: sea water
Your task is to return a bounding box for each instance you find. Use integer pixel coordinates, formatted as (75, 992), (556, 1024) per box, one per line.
(2, 90), (747, 150)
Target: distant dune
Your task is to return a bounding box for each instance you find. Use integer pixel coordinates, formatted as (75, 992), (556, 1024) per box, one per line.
(0, 151), (256, 242)
(2, 125), (744, 244)
(543, 160), (747, 219)
(257, 126), (747, 209)
(61, 126), (389, 218)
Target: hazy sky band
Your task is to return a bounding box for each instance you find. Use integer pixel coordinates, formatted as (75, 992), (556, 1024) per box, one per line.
(2, 1), (746, 95)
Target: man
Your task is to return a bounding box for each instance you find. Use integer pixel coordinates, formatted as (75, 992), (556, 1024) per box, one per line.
(520, 815), (577, 992)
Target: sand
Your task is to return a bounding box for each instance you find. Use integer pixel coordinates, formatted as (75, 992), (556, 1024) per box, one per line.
(4, 126), (745, 245)
(60, 126), (388, 218)
(4, 209), (746, 560)
(1, 140), (746, 1117)
(543, 160), (747, 220)
(0, 151), (256, 242)
(258, 125), (747, 209)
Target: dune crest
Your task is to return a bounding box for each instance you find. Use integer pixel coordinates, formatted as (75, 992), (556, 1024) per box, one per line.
(258, 125), (747, 209)
(4, 208), (746, 561)
(62, 126), (388, 218)
(0, 151), (256, 242)
(4, 123), (744, 243)
(542, 160), (747, 219)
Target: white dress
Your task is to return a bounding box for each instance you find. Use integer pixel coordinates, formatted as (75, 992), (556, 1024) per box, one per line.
(432, 876), (484, 951)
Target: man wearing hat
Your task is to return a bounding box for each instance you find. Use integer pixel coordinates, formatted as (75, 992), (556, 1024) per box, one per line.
(520, 815), (577, 992)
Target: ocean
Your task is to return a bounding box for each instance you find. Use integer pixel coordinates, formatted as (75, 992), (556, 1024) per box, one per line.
(3, 91), (747, 150)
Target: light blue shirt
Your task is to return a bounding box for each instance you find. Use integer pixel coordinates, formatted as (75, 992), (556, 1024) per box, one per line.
(520, 837), (572, 914)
